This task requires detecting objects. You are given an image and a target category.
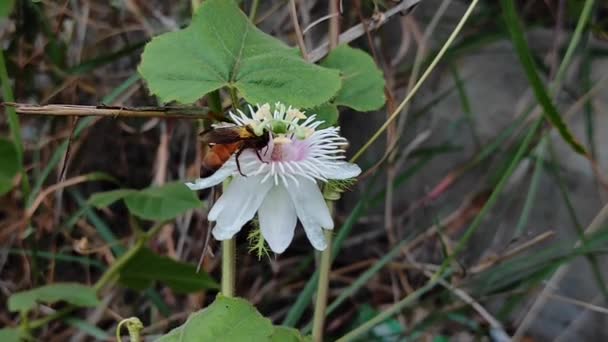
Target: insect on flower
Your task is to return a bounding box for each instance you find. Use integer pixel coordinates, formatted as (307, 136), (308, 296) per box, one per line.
(199, 125), (269, 178)
(187, 102), (361, 253)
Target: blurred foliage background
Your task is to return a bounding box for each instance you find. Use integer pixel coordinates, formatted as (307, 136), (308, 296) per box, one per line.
(1, 0), (608, 341)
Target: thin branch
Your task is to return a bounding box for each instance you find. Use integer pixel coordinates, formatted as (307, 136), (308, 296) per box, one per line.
(513, 202), (608, 340)
(303, 12), (340, 35)
(308, 0), (421, 62)
(5, 103), (217, 120)
(288, 0), (308, 60)
(547, 292), (608, 315)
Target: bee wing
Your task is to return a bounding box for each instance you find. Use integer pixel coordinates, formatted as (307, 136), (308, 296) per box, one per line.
(200, 126), (256, 144)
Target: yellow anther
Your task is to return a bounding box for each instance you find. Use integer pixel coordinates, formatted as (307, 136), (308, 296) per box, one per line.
(255, 103), (272, 120)
(287, 108), (307, 120)
(273, 134), (292, 145)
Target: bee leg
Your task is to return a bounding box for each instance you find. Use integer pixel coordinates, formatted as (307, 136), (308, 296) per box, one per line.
(235, 149), (247, 177)
(255, 149), (268, 164)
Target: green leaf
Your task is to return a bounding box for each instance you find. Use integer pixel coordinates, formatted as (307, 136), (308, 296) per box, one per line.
(320, 45), (386, 111)
(88, 189), (135, 208)
(270, 327), (310, 342)
(0, 139), (19, 195)
(501, 0), (587, 155)
(309, 103), (339, 128)
(0, 0), (15, 18)
(123, 182), (202, 221)
(139, 0), (340, 108)
(119, 247), (218, 293)
(8, 283), (99, 313)
(157, 296), (273, 342)
(0, 328), (22, 342)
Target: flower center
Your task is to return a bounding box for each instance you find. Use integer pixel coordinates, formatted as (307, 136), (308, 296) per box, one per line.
(264, 136), (308, 163)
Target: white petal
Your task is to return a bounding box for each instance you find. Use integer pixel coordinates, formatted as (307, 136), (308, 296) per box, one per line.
(302, 220), (327, 251)
(209, 176), (272, 240)
(258, 185), (297, 253)
(321, 162), (361, 180)
(185, 162), (236, 190)
(286, 178), (333, 250)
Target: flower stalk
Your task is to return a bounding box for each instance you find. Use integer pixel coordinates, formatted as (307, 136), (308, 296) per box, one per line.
(312, 3), (340, 340)
(312, 228), (333, 342)
(221, 238), (236, 297)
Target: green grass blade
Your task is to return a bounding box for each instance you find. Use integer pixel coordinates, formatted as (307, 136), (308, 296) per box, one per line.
(500, 0), (587, 155)
(302, 237), (412, 334)
(8, 249), (106, 270)
(514, 137), (547, 237)
(437, 119), (542, 276)
(450, 65), (481, 147)
(70, 190), (125, 256)
(0, 51), (22, 165)
(546, 140), (608, 300)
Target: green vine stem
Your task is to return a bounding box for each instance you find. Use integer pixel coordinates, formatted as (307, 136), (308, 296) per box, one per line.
(249, 0), (260, 21)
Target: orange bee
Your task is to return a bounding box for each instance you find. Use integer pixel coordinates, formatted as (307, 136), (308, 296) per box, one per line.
(199, 125), (269, 178)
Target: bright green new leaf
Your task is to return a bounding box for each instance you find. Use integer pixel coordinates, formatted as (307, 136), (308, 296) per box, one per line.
(8, 283), (99, 313)
(320, 45), (386, 111)
(157, 296), (273, 342)
(119, 247), (218, 293)
(139, 0), (341, 108)
(0, 139), (18, 195)
(123, 182), (202, 221)
(88, 189), (135, 208)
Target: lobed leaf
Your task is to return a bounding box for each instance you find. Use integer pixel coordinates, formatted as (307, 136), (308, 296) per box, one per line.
(88, 182), (202, 221)
(139, 0), (340, 108)
(307, 45), (386, 126)
(308, 103), (339, 128)
(270, 327), (311, 342)
(320, 45), (386, 111)
(123, 182), (202, 221)
(156, 296), (273, 342)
